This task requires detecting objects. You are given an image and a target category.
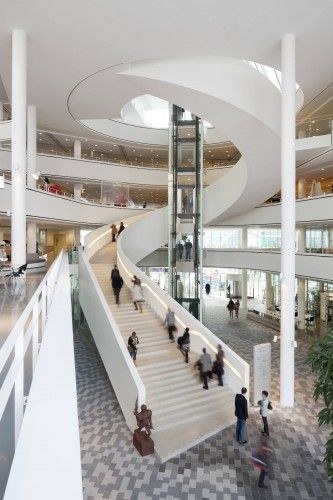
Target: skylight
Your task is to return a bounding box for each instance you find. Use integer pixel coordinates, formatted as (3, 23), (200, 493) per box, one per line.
(120, 94), (212, 129)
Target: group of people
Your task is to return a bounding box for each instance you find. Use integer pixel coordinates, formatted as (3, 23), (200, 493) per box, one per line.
(227, 298), (240, 318)
(235, 387), (273, 488)
(110, 222), (125, 242)
(195, 345), (225, 389)
(176, 240), (193, 261)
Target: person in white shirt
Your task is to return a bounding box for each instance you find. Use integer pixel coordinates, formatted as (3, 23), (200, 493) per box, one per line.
(259, 390), (270, 436)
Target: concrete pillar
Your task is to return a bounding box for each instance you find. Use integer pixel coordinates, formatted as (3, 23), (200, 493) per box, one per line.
(74, 227), (81, 246)
(297, 278), (306, 329)
(27, 105), (37, 188)
(297, 178), (305, 199)
(11, 29), (27, 267)
(27, 222), (37, 253)
(280, 33), (296, 407)
(266, 272), (274, 310)
(241, 227), (248, 309)
(74, 183), (83, 200)
(297, 226), (306, 253)
(74, 139), (81, 159)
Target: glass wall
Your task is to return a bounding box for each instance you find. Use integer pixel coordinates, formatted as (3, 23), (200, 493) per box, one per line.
(247, 228), (281, 249)
(203, 228), (240, 248)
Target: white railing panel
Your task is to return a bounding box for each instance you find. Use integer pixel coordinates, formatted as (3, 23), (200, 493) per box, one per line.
(3, 255), (82, 500)
(79, 248), (145, 431)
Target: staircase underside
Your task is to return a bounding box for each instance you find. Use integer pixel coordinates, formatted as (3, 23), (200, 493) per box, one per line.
(90, 243), (235, 462)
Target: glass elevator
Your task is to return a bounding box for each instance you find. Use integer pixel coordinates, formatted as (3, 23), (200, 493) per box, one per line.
(168, 105), (204, 319)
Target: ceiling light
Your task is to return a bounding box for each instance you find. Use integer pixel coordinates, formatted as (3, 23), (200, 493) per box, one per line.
(65, 139), (69, 142)
(95, 144), (98, 147)
(316, 128), (319, 131)
(321, 168), (325, 171)
(38, 132), (42, 135)
(311, 120), (315, 124)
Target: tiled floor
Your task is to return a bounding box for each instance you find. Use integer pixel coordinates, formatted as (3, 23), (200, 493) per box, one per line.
(74, 297), (331, 499)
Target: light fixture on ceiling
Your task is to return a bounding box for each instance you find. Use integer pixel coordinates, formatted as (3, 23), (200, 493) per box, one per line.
(321, 168), (325, 171)
(32, 171), (41, 180)
(95, 144), (98, 147)
(38, 132), (42, 135)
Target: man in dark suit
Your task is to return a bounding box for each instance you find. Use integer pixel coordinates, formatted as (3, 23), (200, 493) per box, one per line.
(235, 387), (248, 444)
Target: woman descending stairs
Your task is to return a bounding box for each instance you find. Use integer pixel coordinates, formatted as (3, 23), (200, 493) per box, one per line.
(90, 242), (236, 462)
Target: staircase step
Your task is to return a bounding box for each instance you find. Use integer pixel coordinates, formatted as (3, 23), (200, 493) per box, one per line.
(152, 389), (234, 416)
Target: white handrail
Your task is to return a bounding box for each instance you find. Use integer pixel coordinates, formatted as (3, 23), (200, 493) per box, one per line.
(0, 252), (63, 439)
(3, 254), (83, 500)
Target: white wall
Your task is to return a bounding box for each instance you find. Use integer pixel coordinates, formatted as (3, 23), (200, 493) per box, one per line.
(220, 194), (333, 226)
(0, 149), (167, 186)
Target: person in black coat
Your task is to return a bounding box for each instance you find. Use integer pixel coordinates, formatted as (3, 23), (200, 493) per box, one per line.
(235, 387), (248, 444)
(117, 222), (125, 236)
(112, 274), (124, 305)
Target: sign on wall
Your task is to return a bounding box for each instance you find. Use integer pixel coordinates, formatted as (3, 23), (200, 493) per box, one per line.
(252, 343), (271, 405)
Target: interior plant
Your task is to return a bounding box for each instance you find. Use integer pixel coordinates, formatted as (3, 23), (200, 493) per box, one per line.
(307, 326), (333, 485)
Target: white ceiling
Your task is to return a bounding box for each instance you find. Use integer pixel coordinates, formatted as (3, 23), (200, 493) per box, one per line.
(0, 0), (332, 140)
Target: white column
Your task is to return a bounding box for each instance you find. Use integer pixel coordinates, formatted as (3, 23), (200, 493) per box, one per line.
(266, 272), (274, 311)
(11, 29), (27, 267)
(280, 33), (296, 407)
(74, 139), (81, 159)
(74, 227), (81, 246)
(27, 105), (37, 188)
(27, 221), (37, 253)
(296, 225), (306, 329)
(74, 183), (83, 200)
(297, 178), (305, 199)
(241, 227), (248, 309)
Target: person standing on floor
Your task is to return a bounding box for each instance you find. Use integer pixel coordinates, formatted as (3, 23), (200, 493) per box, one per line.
(128, 331), (139, 365)
(234, 299), (240, 318)
(200, 348), (212, 390)
(117, 222), (125, 237)
(111, 224), (117, 242)
(112, 272), (124, 305)
(177, 241), (184, 261)
(227, 298), (235, 318)
(214, 344), (224, 386)
(164, 307), (176, 341)
(184, 239), (193, 261)
(205, 283), (211, 295)
(131, 275), (144, 313)
(235, 387), (248, 444)
(258, 390), (271, 437)
(178, 327), (190, 363)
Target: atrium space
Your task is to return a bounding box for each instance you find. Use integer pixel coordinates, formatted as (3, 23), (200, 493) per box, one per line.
(0, 1), (333, 499)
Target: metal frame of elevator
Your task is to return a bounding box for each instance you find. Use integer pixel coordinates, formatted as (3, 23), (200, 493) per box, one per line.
(168, 105), (203, 319)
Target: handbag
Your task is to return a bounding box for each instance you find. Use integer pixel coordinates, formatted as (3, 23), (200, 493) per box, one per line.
(268, 401), (273, 410)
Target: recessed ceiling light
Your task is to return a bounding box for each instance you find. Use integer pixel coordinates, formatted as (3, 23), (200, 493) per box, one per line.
(321, 168), (325, 171)
(95, 144), (98, 147)
(311, 120), (316, 124)
(38, 132), (42, 135)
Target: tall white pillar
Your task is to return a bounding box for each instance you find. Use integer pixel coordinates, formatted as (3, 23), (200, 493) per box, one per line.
(280, 33), (296, 407)
(74, 183), (83, 200)
(74, 227), (81, 246)
(241, 227), (248, 309)
(27, 221), (37, 253)
(11, 29), (27, 267)
(296, 226), (306, 329)
(27, 105), (37, 188)
(297, 178), (305, 199)
(266, 272), (274, 310)
(74, 139), (81, 159)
